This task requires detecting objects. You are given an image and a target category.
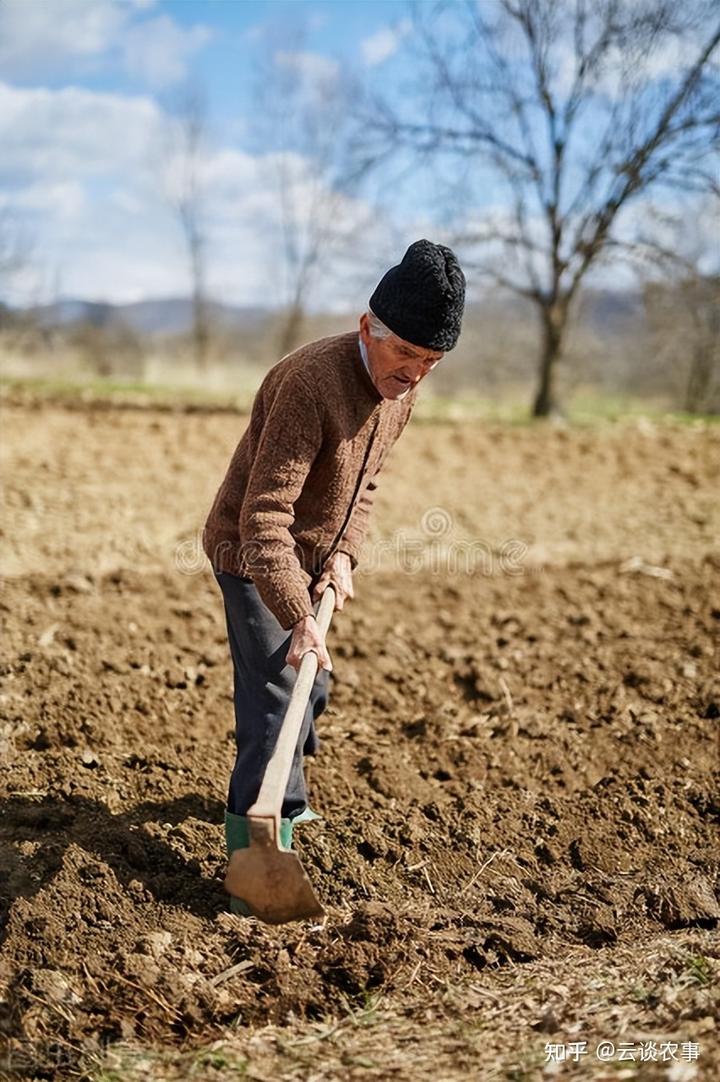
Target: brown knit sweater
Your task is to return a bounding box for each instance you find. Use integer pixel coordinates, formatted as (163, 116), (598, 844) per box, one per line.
(202, 331), (417, 628)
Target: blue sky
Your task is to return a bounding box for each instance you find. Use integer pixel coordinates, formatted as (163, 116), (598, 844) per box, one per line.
(0, 0), (716, 310)
(1, 0), (438, 308)
(4, 2), (413, 115)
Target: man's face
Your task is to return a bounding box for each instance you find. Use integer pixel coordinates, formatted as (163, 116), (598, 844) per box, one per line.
(359, 313), (444, 400)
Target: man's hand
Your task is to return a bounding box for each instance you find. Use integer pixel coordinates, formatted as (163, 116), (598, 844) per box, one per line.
(312, 551), (354, 611)
(287, 614), (333, 673)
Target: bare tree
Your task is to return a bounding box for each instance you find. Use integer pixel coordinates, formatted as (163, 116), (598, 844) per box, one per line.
(163, 83), (211, 371)
(251, 28), (375, 356)
(0, 209), (35, 340)
(634, 200), (720, 412)
(356, 0), (720, 416)
(0, 210), (32, 302)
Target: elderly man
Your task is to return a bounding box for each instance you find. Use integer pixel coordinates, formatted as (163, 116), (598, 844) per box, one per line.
(203, 239), (465, 912)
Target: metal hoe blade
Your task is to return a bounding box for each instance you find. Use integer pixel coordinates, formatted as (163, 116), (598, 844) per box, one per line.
(225, 587), (335, 925)
(224, 816), (324, 925)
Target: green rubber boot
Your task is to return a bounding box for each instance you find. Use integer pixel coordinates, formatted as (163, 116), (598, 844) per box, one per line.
(225, 810), (321, 916)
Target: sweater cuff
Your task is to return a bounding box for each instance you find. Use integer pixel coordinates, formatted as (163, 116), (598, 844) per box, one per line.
(251, 575), (314, 630)
(274, 592), (315, 631)
(334, 542), (359, 570)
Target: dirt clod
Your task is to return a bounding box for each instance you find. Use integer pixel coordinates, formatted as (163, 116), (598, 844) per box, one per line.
(1, 404), (719, 1077)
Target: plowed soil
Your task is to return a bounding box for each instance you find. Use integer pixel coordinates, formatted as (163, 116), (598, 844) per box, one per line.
(1, 402), (718, 1081)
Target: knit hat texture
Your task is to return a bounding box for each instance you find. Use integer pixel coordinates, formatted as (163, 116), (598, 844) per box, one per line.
(369, 239), (466, 351)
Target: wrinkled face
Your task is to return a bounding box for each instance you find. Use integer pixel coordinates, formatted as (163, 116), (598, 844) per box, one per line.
(359, 313), (444, 400)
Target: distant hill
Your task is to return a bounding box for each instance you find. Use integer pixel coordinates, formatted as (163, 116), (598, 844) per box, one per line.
(17, 287), (645, 338)
(468, 287), (644, 336)
(27, 298), (271, 336)
(577, 288), (644, 334)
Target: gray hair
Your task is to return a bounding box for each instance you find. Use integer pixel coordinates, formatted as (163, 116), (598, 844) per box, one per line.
(366, 309), (393, 340)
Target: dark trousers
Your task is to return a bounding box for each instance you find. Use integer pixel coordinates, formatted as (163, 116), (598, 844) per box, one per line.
(213, 570), (330, 819)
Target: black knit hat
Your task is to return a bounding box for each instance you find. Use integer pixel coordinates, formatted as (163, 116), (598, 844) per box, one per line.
(369, 239), (466, 351)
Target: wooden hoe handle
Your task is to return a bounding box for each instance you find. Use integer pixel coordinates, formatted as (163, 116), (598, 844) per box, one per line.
(247, 585), (335, 822)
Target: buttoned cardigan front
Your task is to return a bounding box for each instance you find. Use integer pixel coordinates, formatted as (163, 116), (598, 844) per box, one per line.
(202, 330), (417, 628)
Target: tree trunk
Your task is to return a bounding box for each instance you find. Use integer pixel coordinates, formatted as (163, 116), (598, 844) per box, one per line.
(532, 305), (567, 418)
(684, 342), (714, 413)
(682, 288), (719, 414)
(278, 302), (304, 358)
(187, 224), (209, 372)
(192, 286), (209, 371)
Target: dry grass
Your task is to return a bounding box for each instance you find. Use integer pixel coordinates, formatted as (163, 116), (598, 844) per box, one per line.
(2, 374), (719, 426)
(74, 929), (718, 1081)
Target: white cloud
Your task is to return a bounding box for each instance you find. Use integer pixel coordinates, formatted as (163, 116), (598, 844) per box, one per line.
(360, 18), (411, 67)
(7, 180), (86, 218)
(0, 82), (164, 179)
(0, 0), (210, 87)
(0, 0), (125, 77)
(0, 81), (380, 309)
(0, 80), (173, 303)
(120, 14), (213, 89)
(274, 50), (340, 85)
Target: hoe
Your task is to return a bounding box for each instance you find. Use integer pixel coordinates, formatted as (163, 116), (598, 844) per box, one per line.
(224, 585), (336, 924)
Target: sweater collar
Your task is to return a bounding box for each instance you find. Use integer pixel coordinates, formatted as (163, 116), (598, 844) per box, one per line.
(354, 333), (383, 404)
(358, 334), (373, 381)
